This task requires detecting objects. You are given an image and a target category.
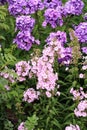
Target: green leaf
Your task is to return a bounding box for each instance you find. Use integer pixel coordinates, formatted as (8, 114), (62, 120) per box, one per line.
(0, 77), (8, 88)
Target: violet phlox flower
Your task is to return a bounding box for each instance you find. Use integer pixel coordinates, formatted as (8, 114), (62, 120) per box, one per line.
(58, 47), (72, 65)
(74, 100), (87, 117)
(13, 31), (39, 51)
(75, 22), (87, 43)
(64, 0), (84, 16)
(8, 0), (29, 16)
(43, 0), (62, 8)
(8, 0), (44, 16)
(42, 7), (63, 28)
(81, 47), (87, 54)
(46, 31), (67, 44)
(23, 88), (40, 103)
(16, 15), (35, 32)
(65, 124), (80, 130)
(27, 0), (44, 14)
(18, 122), (27, 130)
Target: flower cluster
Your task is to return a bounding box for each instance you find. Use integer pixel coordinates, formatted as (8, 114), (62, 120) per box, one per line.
(64, 0), (84, 16)
(7, 0), (42, 51)
(29, 31), (71, 97)
(75, 22), (87, 43)
(30, 47), (59, 96)
(65, 124), (80, 130)
(74, 100), (87, 117)
(43, 0), (62, 8)
(8, 0), (29, 16)
(46, 31), (72, 65)
(42, 7), (63, 28)
(23, 88), (40, 103)
(7, 0), (44, 16)
(14, 14), (40, 51)
(70, 87), (87, 117)
(1, 32), (67, 97)
(58, 47), (72, 65)
(16, 15), (35, 32)
(26, 0), (44, 14)
(14, 31), (36, 51)
(46, 31), (67, 44)
(15, 61), (31, 82)
(70, 87), (87, 101)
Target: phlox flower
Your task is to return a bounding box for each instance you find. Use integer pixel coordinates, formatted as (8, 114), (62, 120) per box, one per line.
(15, 61), (31, 81)
(43, 0), (62, 8)
(64, 0), (84, 16)
(16, 15), (35, 32)
(75, 22), (87, 43)
(65, 124), (80, 130)
(42, 7), (63, 28)
(18, 122), (27, 130)
(74, 100), (87, 117)
(23, 88), (40, 103)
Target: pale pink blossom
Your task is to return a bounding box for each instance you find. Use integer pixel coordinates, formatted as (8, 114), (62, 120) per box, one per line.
(65, 124), (80, 130)
(46, 91), (52, 98)
(23, 88), (40, 103)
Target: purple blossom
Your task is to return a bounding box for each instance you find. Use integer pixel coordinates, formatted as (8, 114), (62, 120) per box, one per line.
(8, 0), (29, 16)
(64, 0), (84, 16)
(42, 7), (63, 28)
(82, 47), (87, 54)
(27, 0), (44, 14)
(43, 0), (62, 8)
(58, 47), (72, 65)
(75, 22), (87, 43)
(46, 31), (67, 44)
(13, 31), (35, 51)
(16, 15), (35, 32)
(14, 31), (40, 51)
